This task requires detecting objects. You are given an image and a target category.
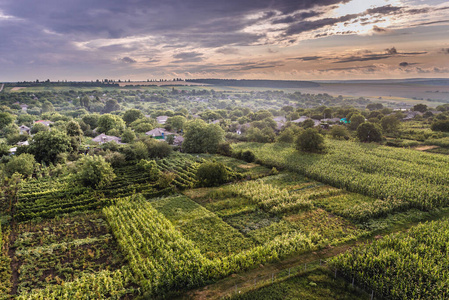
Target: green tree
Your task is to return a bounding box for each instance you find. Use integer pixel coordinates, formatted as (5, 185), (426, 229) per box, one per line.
(413, 103), (427, 112)
(66, 120), (83, 137)
(295, 128), (326, 153)
(6, 153), (36, 178)
(380, 115), (400, 134)
(41, 101), (55, 113)
(136, 159), (160, 181)
(357, 122), (383, 142)
(82, 114), (100, 129)
(123, 109), (144, 125)
(97, 114), (125, 134)
(30, 123), (49, 134)
(276, 126), (302, 143)
(0, 112), (15, 129)
(431, 120), (449, 132)
(349, 114), (365, 130)
(74, 155), (116, 188)
(183, 119), (224, 153)
(166, 115), (187, 132)
(121, 128), (136, 143)
(330, 125), (349, 140)
(302, 119), (315, 129)
(196, 161), (229, 187)
(102, 99), (121, 113)
(28, 130), (72, 164)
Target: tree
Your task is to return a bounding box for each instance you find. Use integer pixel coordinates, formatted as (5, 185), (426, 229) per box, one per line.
(102, 99), (121, 113)
(6, 153), (36, 178)
(196, 161), (229, 187)
(0, 112), (14, 129)
(166, 115), (186, 132)
(143, 138), (172, 158)
(136, 159), (160, 181)
(41, 101), (55, 113)
(82, 114), (100, 129)
(123, 109), (144, 125)
(366, 103), (384, 111)
(302, 119), (315, 129)
(349, 114), (365, 130)
(66, 120), (83, 137)
(121, 128), (136, 143)
(431, 120), (449, 132)
(74, 155), (116, 188)
(28, 130), (72, 164)
(30, 123), (49, 134)
(97, 114), (125, 134)
(276, 126), (302, 143)
(182, 119), (224, 153)
(380, 115), (400, 133)
(295, 128), (325, 153)
(413, 103), (427, 112)
(357, 122), (383, 142)
(330, 125), (349, 140)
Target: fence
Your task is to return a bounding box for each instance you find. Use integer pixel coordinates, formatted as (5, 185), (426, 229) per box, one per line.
(223, 259), (379, 300)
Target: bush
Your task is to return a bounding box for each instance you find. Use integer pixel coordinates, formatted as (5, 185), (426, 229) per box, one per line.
(295, 128), (326, 153)
(431, 120), (449, 132)
(217, 142), (232, 156)
(357, 122), (383, 142)
(196, 161), (229, 187)
(73, 155), (116, 188)
(6, 153), (36, 178)
(136, 159), (160, 181)
(330, 125), (349, 140)
(241, 150), (256, 163)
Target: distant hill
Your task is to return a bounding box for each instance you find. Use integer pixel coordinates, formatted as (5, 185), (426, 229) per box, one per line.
(187, 79), (320, 88)
(315, 78), (449, 86)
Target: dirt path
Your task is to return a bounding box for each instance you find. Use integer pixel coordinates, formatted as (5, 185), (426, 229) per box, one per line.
(414, 145), (439, 151)
(0, 84), (4, 92)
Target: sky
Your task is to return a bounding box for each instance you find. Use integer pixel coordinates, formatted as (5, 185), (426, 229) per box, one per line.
(0, 0), (448, 81)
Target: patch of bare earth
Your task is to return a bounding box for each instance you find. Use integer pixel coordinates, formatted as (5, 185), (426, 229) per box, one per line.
(414, 145), (439, 151)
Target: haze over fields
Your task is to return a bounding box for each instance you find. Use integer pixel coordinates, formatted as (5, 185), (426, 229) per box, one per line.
(0, 0), (448, 81)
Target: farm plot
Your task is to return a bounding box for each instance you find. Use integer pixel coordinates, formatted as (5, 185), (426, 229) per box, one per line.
(0, 224), (12, 298)
(234, 140), (449, 210)
(331, 218), (449, 299)
(11, 212), (136, 298)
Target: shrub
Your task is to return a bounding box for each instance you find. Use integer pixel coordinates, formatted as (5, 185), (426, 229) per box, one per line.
(196, 161), (229, 187)
(73, 155), (116, 188)
(357, 122), (383, 142)
(241, 150), (256, 163)
(295, 128), (326, 153)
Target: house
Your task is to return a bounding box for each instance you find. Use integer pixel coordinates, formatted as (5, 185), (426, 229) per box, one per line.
(156, 116), (169, 125)
(20, 104), (28, 112)
(321, 118), (341, 124)
(291, 116), (310, 123)
(173, 135), (184, 146)
(92, 133), (124, 144)
(34, 120), (54, 127)
(19, 125), (30, 135)
(403, 111), (423, 121)
(145, 128), (175, 140)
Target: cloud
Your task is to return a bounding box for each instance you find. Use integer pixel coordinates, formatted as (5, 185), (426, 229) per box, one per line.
(120, 56), (136, 63)
(215, 47), (240, 55)
(372, 25), (387, 33)
(172, 51), (204, 63)
(290, 56), (322, 61)
(333, 47), (427, 64)
(399, 62), (409, 67)
(442, 48), (449, 54)
(385, 47), (397, 55)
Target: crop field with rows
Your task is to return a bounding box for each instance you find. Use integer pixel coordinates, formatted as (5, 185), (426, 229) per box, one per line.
(234, 140), (449, 210)
(331, 218), (449, 299)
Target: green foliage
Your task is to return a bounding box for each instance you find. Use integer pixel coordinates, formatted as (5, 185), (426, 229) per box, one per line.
(183, 119), (224, 153)
(136, 159), (160, 181)
(30, 123), (49, 134)
(81, 114), (100, 129)
(97, 114), (125, 134)
(166, 115), (187, 132)
(144, 139), (172, 158)
(74, 155), (116, 188)
(332, 219), (449, 299)
(196, 161), (229, 187)
(348, 114), (365, 130)
(330, 125), (349, 140)
(356, 122), (382, 142)
(302, 119), (315, 129)
(295, 128), (325, 153)
(66, 120), (83, 137)
(431, 119), (449, 132)
(122, 109), (144, 124)
(380, 115), (400, 133)
(233, 140), (449, 210)
(6, 153), (36, 178)
(413, 103), (427, 112)
(28, 130), (72, 164)
(276, 126), (302, 143)
(0, 112), (15, 129)
(241, 150), (256, 163)
(120, 128), (136, 143)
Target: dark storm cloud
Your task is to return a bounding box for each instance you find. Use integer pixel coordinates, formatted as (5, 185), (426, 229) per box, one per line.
(215, 47), (240, 55)
(372, 25), (387, 33)
(320, 65), (377, 72)
(399, 62), (409, 67)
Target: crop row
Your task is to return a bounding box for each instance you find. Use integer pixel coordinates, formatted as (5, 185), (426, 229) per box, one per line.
(331, 219), (449, 299)
(233, 141), (449, 210)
